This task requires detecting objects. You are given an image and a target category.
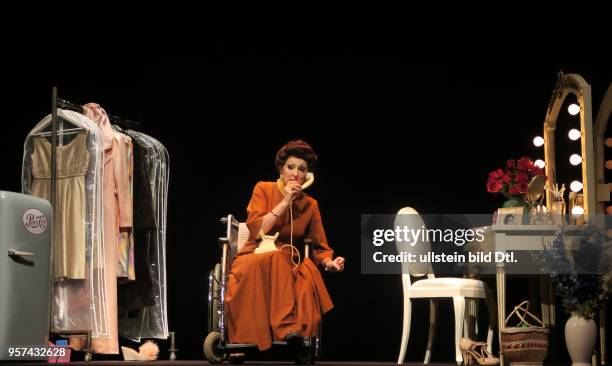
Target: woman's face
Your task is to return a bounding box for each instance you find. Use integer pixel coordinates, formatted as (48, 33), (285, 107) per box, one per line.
(280, 156), (308, 186)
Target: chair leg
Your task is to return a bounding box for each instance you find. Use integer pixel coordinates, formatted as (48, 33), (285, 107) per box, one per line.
(424, 299), (437, 364)
(485, 288), (497, 355)
(466, 298), (479, 340)
(453, 296), (466, 366)
(398, 297), (412, 364)
(464, 300), (471, 339)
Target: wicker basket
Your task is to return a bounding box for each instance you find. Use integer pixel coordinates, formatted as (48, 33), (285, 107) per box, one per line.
(500, 301), (550, 365)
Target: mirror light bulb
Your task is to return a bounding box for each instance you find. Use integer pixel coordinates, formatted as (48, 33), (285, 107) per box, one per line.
(533, 136), (544, 147)
(534, 159), (545, 169)
(568, 103), (580, 115)
(572, 206), (584, 215)
(570, 181), (583, 192)
(570, 154), (582, 166)
(568, 129), (581, 141)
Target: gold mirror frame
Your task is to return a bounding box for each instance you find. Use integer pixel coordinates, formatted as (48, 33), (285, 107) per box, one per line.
(543, 72), (595, 214)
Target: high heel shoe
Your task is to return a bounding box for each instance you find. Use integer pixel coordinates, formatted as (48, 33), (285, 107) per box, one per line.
(459, 337), (499, 366)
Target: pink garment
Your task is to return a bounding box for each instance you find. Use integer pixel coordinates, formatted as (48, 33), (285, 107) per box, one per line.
(83, 103), (114, 150)
(113, 132), (135, 280)
(76, 103), (119, 354)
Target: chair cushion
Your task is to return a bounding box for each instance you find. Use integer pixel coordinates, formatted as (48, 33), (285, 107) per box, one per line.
(412, 278), (485, 289)
(409, 277), (488, 298)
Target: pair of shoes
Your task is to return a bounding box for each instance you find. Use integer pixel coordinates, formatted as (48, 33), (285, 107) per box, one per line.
(459, 337), (499, 365)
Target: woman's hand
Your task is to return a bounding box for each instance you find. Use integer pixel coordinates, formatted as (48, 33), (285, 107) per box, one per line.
(324, 257), (345, 272)
(283, 181), (302, 202)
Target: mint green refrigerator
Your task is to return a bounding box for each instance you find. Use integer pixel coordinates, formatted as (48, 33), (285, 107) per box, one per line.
(0, 191), (51, 356)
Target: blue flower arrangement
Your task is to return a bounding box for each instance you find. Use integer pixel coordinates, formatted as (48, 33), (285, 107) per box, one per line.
(532, 225), (611, 319)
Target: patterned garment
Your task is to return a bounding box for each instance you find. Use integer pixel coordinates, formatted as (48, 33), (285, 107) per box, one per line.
(30, 132), (89, 279)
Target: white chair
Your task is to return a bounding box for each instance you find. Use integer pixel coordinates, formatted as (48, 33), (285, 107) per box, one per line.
(395, 207), (496, 365)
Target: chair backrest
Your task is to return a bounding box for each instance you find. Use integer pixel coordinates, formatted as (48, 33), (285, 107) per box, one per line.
(222, 214), (261, 255)
(237, 223), (249, 251)
(394, 207), (434, 277)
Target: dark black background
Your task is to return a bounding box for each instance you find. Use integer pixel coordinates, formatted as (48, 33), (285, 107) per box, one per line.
(2, 42), (611, 362)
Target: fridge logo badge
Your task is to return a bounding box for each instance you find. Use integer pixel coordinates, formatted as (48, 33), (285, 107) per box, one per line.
(23, 208), (48, 235)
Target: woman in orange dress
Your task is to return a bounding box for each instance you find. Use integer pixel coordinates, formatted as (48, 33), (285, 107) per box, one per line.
(226, 140), (345, 351)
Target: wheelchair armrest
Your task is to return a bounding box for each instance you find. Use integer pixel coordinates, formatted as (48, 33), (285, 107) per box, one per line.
(304, 238), (320, 248)
(303, 238), (317, 259)
(218, 237), (229, 248)
(220, 215), (239, 228)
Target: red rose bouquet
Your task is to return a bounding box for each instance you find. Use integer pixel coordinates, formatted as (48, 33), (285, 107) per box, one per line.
(487, 156), (546, 200)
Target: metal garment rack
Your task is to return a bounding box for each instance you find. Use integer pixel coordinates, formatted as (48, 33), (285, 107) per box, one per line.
(47, 87), (142, 361)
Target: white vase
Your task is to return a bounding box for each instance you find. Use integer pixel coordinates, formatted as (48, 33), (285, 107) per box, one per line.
(564, 312), (597, 366)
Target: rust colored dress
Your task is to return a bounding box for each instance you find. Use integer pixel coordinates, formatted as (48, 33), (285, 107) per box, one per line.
(226, 181), (335, 351)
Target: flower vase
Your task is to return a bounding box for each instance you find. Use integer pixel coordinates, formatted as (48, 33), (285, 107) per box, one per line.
(502, 197), (528, 208)
(564, 312), (596, 366)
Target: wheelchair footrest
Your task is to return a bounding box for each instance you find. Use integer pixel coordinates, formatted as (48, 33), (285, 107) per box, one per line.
(223, 340), (307, 350)
(223, 343), (258, 350)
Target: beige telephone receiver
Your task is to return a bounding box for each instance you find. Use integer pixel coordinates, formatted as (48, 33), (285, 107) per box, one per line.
(275, 172), (315, 193)
(254, 173), (315, 259)
(301, 172), (314, 190)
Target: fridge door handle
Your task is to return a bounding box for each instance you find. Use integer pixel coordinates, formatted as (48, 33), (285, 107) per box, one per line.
(8, 250), (35, 257)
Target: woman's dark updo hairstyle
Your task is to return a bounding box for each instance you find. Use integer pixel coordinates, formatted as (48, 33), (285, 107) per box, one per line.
(275, 140), (318, 172)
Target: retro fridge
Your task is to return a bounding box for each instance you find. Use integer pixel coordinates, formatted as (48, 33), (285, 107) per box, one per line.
(0, 191), (51, 351)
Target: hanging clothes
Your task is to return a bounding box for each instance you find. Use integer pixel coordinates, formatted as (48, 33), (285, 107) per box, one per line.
(24, 103), (170, 350)
(118, 130), (169, 341)
(30, 131), (89, 279)
(118, 136), (156, 314)
(78, 103), (121, 354)
(113, 131), (135, 281)
(22, 109), (109, 341)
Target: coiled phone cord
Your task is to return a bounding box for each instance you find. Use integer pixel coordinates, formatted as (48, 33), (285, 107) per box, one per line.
(280, 201), (300, 269)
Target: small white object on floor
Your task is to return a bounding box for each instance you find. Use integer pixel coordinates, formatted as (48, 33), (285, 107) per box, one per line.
(121, 340), (159, 361)
(139, 340), (160, 360)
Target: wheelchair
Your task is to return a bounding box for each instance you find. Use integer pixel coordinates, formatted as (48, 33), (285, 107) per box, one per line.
(203, 214), (321, 364)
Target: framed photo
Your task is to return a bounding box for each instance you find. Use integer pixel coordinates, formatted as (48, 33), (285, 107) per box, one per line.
(496, 207), (524, 225)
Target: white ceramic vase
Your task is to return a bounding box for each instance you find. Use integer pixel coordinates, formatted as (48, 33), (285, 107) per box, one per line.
(564, 312), (597, 366)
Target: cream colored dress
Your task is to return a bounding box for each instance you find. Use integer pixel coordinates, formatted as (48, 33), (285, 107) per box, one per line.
(31, 132), (89, 280)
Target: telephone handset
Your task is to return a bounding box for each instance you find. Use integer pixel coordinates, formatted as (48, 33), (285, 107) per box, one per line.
(301, 172), (315, 190)
(276, 172), (315, 195)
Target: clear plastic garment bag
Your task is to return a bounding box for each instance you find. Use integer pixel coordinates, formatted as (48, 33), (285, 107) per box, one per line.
(22, 109), (109, 339)
(119, 130), (169, 341)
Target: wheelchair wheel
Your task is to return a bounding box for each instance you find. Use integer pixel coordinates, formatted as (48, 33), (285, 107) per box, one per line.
(208, 263), (221, 332)
(204, 331), (225, 363)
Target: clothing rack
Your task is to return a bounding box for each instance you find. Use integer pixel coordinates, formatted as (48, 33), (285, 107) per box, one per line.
(47, 87), (143, 361)
(57, 98), (141, 129)
(47, 89), (176, 361)
(49, 89), (143, 223)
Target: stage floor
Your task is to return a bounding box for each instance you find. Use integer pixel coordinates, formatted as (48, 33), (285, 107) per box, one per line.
(15, 362), (459, 365)
(12, 361), (575, 366)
